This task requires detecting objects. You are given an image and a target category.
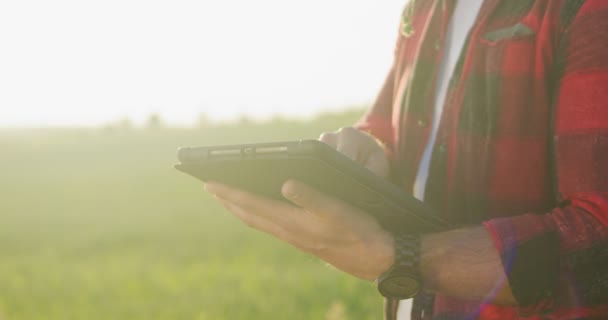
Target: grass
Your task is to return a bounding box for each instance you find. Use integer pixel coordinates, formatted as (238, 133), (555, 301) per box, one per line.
(0, 114), (384, 319)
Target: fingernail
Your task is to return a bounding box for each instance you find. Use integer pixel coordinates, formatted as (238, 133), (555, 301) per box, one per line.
(283, 191), (297, 200)
(204, 182), (216, 193)
(281, 180), (296, 198)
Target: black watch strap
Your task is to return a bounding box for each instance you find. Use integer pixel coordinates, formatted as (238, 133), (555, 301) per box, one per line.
(376, 234), (421, 299)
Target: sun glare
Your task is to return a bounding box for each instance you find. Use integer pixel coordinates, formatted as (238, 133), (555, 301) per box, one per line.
(0, 0), (406, 127)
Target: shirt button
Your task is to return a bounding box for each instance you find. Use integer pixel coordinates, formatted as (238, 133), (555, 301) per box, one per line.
(438, 144), (447, 153)
(434, 39), (441, 51)
(417, 119), (428, 128)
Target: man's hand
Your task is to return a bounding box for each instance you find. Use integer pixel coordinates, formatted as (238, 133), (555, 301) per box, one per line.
(205, 179), (394, 281)
(319, 127), (390, 178)
(205, 179), (517, 304)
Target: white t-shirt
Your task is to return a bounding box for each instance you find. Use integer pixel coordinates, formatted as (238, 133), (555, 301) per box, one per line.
(398, 0), (484, 318)
(412, 0), (483, 201)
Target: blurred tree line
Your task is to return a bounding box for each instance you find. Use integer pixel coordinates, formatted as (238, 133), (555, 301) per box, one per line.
(102, 107), (367, 132)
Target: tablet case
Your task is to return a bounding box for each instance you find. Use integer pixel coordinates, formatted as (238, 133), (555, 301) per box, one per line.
(175, 140), (448, 234)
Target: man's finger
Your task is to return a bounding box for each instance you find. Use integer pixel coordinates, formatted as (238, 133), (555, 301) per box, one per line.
(206, 182), (276, 210)
(335, 127), (362, 162)
(217, 198), (294, 243)
(281, 179), (357, 221)
(336, 138), (360, 162)
(206, 181), (298, 224)
(319, 132), (338, 148)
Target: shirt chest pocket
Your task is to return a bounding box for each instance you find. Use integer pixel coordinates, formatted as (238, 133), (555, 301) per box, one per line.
(477, 22), (538, 70)
(469, 21), (550, 137)
(457, 21), (548, 139)
(482, 22), (536, 44)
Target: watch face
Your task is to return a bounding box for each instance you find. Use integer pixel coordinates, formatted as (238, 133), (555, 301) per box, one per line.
(378, 274), (420, 299)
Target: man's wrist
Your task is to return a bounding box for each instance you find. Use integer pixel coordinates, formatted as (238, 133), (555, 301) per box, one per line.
(371, 231), (395, 280)
(376, 233), (422, 299)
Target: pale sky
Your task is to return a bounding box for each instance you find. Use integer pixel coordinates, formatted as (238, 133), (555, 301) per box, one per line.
(0, 0), (406, 127)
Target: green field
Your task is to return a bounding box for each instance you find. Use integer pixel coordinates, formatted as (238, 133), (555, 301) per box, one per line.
(0, 112), (385, 319)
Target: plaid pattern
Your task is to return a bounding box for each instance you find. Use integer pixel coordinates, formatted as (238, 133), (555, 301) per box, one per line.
(356, 0), (608, 319)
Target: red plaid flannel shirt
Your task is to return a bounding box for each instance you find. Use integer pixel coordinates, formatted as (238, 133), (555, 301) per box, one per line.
(356, 0), (608, 319)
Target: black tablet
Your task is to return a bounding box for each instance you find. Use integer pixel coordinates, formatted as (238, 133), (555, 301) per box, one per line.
(175, 140), (448, 234)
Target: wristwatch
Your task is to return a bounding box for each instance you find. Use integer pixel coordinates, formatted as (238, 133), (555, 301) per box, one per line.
(376, 233), (422, 300)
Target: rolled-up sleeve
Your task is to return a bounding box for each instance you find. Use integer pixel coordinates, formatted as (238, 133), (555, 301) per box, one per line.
(355, 66), (397, 152)
(483, 0), (608, 316)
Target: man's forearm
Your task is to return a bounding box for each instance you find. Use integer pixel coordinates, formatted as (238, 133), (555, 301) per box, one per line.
(420, 226), (517, 305)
